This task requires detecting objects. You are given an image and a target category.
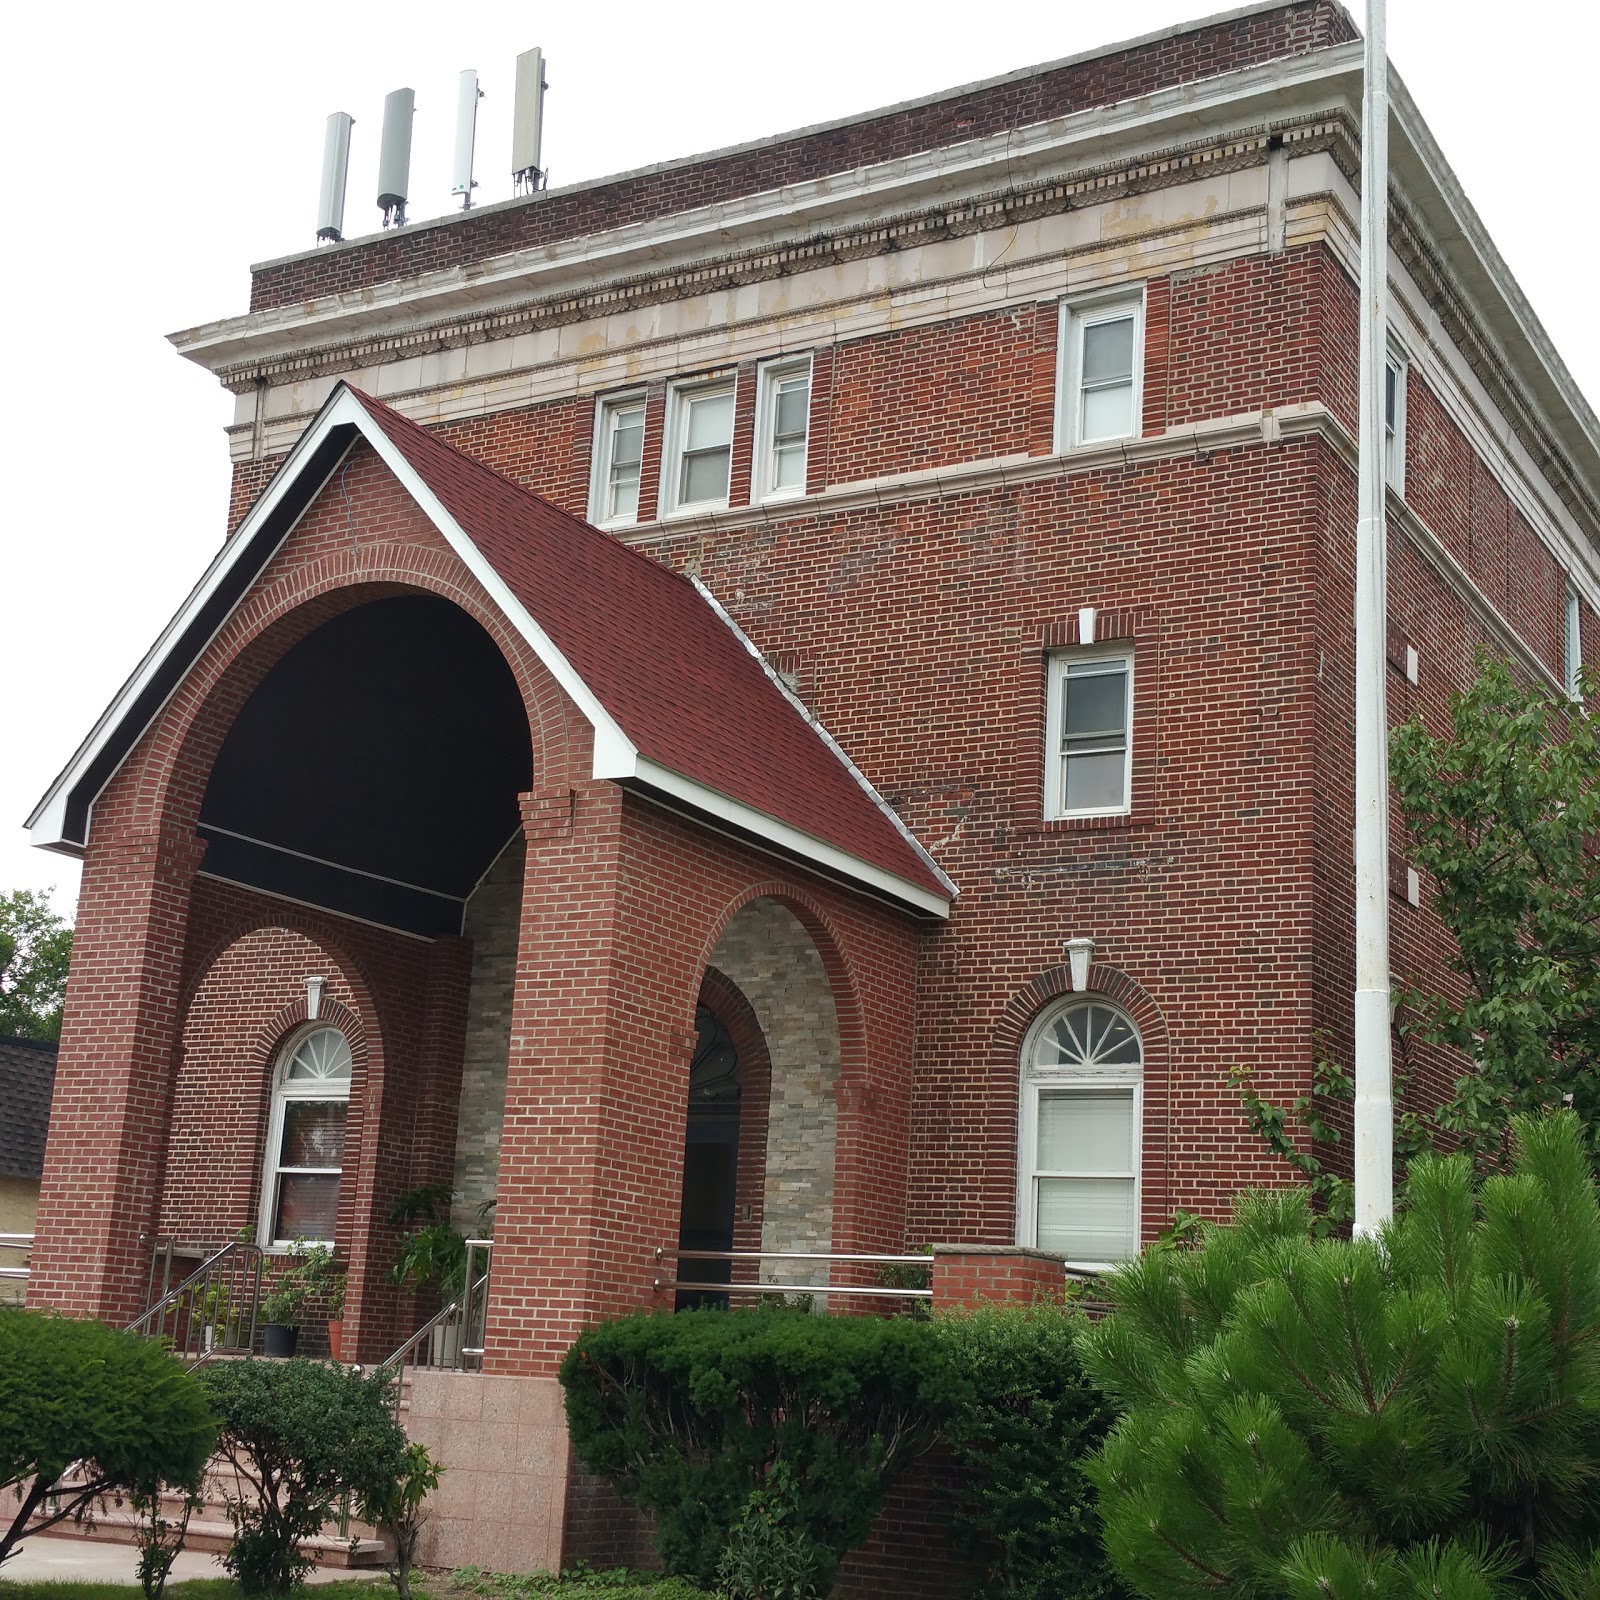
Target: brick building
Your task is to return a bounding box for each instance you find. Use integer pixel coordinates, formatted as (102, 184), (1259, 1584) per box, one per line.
(24, 0), (1600, 1577)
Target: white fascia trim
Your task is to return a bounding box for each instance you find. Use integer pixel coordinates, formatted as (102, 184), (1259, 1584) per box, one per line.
(25, 386), (638, 855)
(339, 392), (638, 778)
(690, 575), (956, 904)
(26, 411), (360, 850)
(632, 757), (951, 920)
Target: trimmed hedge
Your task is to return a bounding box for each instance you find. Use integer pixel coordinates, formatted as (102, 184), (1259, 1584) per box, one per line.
(0, 1307), (217, 1568)
(937, 1302), (1126, 1599)
(561, 1308), (958, 1589)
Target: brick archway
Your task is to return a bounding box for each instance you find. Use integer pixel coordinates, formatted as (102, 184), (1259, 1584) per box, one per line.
(697, 967), (772, 1274)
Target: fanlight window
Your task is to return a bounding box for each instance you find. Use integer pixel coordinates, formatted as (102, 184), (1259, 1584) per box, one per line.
(259, 1026), (352, 1249)
(1019, 1001), (1142, 1267)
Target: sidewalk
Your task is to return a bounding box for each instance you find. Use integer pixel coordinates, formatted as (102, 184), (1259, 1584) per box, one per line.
(1, 1534), (383, 1586)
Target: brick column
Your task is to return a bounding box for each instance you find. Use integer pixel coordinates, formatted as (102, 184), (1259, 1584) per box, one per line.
(930, 1245), (1069, 1312)
(413, 782), (697, 1575)
(483, 781), (693, 1375)
(28, 822), (208, 1323)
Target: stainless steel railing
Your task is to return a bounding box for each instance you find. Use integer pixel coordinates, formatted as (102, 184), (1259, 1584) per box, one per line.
(653, 1246), (933, 1302)
(126, 1239), (265, 1366)
(0, 1232), (32, 1299)
(375, 1239), (492, 1413)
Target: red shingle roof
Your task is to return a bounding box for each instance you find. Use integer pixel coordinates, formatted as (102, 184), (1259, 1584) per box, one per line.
(349, 389), (949, 907)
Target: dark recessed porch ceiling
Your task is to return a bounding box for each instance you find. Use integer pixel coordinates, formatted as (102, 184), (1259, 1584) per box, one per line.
(199, 595), (532, 936)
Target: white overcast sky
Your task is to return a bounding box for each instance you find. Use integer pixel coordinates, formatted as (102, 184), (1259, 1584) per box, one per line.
(0, 0), (1591, 920)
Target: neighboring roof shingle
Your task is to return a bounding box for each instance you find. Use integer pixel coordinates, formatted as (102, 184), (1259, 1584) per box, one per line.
(0, 1035), (57, 1181)
(348, 388), (950, 905)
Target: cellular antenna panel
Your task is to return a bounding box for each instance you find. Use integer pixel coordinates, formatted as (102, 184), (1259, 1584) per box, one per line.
(452, 69), (482, 207)
(377, 87), (415, 227)
(511, 47), (547, 194)
(317, 112), (354, 242)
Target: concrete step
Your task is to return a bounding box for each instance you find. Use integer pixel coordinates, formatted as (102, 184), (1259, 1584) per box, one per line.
(39, 1512), (388, 1567)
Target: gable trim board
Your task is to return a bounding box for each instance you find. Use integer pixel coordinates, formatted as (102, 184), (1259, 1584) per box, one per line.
(28, 385), (953, 922)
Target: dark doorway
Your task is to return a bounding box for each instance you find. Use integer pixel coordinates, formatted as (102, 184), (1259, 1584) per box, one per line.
(675, 1003), (742, 1310)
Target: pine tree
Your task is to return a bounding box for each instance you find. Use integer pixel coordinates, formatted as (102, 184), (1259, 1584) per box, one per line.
(1076, 1112), (1600, 1599)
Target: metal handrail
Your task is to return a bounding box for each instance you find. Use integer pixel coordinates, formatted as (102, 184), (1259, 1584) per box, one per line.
(376, 1240), (492, 1412)
(653, 1245), (933, 1301)
(0, 1231), (32, 1285)
(126, 1239), (264, 1366)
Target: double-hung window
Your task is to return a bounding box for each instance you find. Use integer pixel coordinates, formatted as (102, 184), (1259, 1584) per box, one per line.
(1567, 585), (1584, 700)
(1018, 1001), (1143, 1267)
(1058, 294), (1144, 448)
(1385, 356), (1407, 492)
(755, 357), (812, 501)
(1045, 649), (1133, 818)
(591, 394), (647, 527)
(663, 378), (736, 516)
(258, 1027), (351, 1249)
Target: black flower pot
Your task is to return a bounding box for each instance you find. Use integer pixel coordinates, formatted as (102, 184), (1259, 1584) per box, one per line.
(262, 1323), (299, 1357)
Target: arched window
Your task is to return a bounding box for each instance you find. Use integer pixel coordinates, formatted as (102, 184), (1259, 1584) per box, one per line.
(1016, 1000), (1142, 1266)
(258, 1026), (351, 1249)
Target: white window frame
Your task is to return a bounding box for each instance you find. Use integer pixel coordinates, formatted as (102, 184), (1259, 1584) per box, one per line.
(1055, 290), (1145, 451)
(256, 1025), (351, 1252)
(1567, 584), (1584, 700)
(1044, 647), (1134, 820)
(754, 355), (813, 503)
(660, 374), (738, 518)
(588, 391), (649, 530)
(1015, 1000), (1144, 1271)
(1385, 354), (1407, 494)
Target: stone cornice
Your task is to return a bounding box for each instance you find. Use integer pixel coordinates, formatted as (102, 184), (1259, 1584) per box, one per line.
(199, 116), (1346, 396)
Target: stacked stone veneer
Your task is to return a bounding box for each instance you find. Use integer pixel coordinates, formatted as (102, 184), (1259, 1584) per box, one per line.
(708, 899), (840, 1286)
(452, 834), (524, 1227)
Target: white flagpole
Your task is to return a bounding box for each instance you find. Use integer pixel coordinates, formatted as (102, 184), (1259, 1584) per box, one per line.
(1353, 0), (1394, 1237)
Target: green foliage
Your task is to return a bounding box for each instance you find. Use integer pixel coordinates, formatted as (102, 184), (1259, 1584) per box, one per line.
(934, 1300), (1126, 1600)
(560, 1307), (955, 1590)
(0, 888), (72, 1041)
(452, 1565), (711, 1597)
(1391, 652), (1600, 1169)
(716, 1462), (833, 1600)
(0, 1308), (216, 1568)
(387, 1185), (491, 1299)
(1076, 1111), (1600, 1597)
(127, 1482), (204, 1600)
(355, 1441), (441, 1600)
(258, 1241), (345, 1328)
(1231, 1045), (1357, 1235)
(198, 1357), (407, 1596)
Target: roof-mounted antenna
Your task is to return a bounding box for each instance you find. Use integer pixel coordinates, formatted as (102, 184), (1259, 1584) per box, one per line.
(451, 69), (483, 210)
(316, 112), (353, 243)
(377, 88), (415, 228)
(511, 48), (548, 195)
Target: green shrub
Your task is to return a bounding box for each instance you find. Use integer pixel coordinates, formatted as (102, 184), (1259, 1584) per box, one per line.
(453, 1565), (712, 1596)
(1077, 1111), (1600, 1597)
(0, 1307), (216, 1568)
(355, 1441), (441, 1600)
(560, 1307), (956, 1590)
(934, 1300), (1126, 1599)
(199, 1357), (407, 1596)
(716, 1463), (833, 1600)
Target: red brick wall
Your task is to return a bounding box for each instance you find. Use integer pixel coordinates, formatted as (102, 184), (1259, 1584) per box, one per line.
(246, 1), (1354, 313)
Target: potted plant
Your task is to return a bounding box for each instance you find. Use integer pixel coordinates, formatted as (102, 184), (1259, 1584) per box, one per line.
(292, 1242), (348, 1360)
(388, 1186), (491, 1367)
(259, 1267), (310, 1357)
